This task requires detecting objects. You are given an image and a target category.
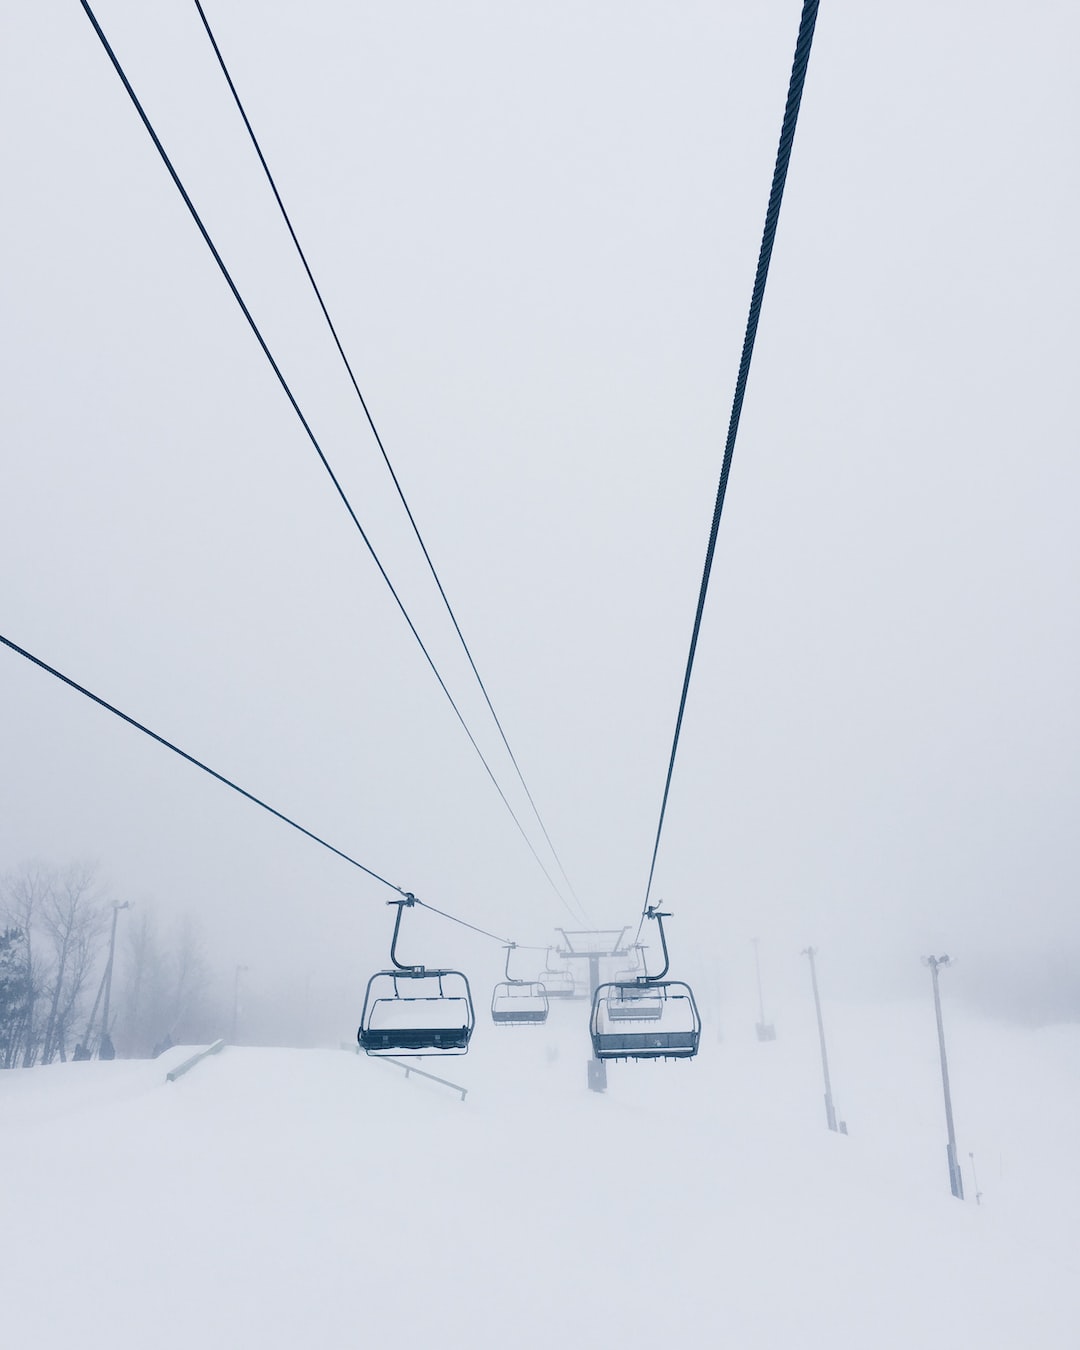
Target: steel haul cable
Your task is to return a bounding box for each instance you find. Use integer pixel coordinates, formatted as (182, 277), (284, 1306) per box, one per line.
(191, 0), (583, 919)
(77, 0), (585, 925)
(641, 0), (822, 921)
(0, 631), (524, 949)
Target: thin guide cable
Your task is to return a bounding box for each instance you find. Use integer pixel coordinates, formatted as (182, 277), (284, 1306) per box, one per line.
(78, 0), (581, 923)
(191, 0), (585, 917)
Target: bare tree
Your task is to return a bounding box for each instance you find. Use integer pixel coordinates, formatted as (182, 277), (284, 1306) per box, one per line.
(36, 864), (107, 1065)
(4, 868), (222, 1065)
(2, 864), (54, 1067)
(116, 907), (217, 1055)
(168, 914), (212, 1042)
(0, 926), (32, 1068)
(119, 907), (151, 1055)
(117, 907), (170, 1057)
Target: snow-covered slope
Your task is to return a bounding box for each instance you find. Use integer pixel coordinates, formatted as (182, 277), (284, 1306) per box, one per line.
(3, 1001), (1076, 1349)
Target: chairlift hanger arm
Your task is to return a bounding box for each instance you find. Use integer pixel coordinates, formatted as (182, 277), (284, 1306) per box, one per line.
(642, 907), (671, 983)
(503, 943), (522, 984)
(388, 895), (423, 972)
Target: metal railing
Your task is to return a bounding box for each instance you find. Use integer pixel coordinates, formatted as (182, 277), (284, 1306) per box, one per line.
(345, 1044), (467, 1101)
(165, 1038), (225, 1082)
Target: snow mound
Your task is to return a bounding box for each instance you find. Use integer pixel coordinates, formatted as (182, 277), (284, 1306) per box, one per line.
(2, 1001), (1076, 1349)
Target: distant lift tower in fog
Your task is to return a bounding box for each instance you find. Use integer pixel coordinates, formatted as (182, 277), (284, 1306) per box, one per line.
(232, 964), (249, 1044)
(923, 954), (964, 1199)
(801, 946), (846, 1134)
(752, 938), (776, 1041)
(556, 928), (629, 1093)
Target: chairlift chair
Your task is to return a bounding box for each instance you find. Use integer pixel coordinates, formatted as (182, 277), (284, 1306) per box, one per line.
(589, 909), (701, 1061)
(490, 945), (550, 1026)
(606, 982), (665, 1022)
(358, 896), (475, 1057)
(607, 946), (661, 1020)
(490, 984), (549, 1025)
(540, 948), (577, 999)
(613, 945), (645, 984)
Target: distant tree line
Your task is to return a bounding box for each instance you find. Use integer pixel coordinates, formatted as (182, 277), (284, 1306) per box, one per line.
(0, 862), (219, 1068)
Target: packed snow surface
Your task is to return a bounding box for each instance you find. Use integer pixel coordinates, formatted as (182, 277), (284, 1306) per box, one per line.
(3, 999), (1077, 1348)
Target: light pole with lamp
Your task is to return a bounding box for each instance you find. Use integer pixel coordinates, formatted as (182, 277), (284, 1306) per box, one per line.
(97, 900), (130, 1059)
(923, 954), (964, 1199)
(802, 946), (845, 1133)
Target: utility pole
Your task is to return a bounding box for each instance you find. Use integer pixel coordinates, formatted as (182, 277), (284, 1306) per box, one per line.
(923, 954), (964, 1199)
(98, 900), (130, 1060)
(232, 964), (249, 1044)
(802, 946), (844, 1133)
(752, 938), (776, 1041)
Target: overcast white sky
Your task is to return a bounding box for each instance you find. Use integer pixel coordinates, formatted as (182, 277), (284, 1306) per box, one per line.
(2, 1), (1077, 1022)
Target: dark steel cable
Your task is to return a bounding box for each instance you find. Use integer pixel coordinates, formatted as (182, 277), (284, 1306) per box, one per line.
(191, 1), (585, 921)
(0, 631), (403, 893)
(78, 0), (580, 922)
(0, 630), (541, 949)
(642, 0), (821, 915)
(415, 900), (512, 948)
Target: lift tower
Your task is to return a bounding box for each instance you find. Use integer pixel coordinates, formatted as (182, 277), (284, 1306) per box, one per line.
(752, 937), (776, 1041)
(556, 928), (629, 1093)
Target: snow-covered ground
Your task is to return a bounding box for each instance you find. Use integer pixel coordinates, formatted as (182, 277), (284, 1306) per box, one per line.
(3, 998), (1077, 1349)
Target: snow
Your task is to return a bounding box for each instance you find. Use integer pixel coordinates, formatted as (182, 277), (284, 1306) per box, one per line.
(2, 1001), (1077, 1349)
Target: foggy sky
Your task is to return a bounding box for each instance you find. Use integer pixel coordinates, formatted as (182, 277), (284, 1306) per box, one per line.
(2, 1), (1077, 1022)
